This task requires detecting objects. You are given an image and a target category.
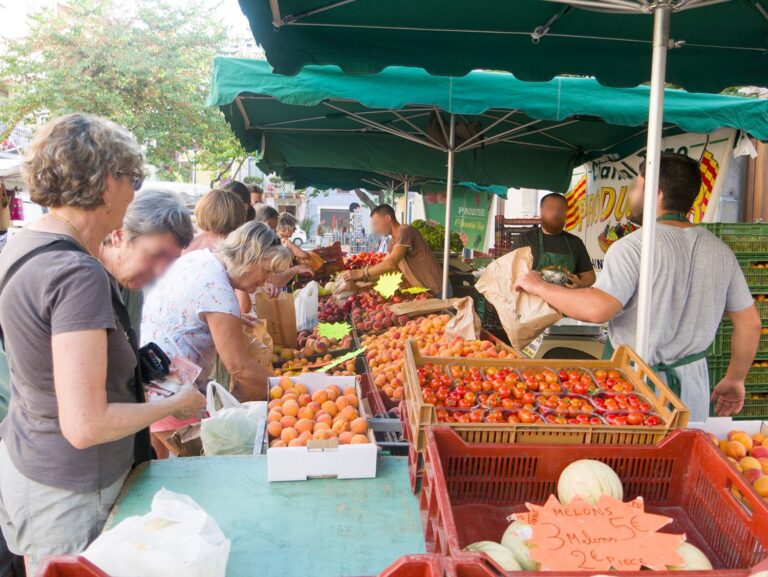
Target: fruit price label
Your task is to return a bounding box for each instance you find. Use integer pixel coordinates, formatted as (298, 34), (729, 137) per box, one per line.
(374, 272), (403, 299)
(514, 495), (685, 571)
(317, 322), (353, 340)
(316, 347), (366, 374)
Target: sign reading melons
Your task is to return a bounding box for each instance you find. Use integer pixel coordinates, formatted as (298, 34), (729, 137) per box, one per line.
(514, 494), (685, 572)
(565, 128), (736, 270)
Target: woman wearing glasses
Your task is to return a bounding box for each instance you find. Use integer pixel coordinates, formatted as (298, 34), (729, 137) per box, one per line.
(141, 222), (293, 456)
(0, 114), (206, 574)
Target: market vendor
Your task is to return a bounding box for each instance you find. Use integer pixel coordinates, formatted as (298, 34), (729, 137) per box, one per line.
(511, 193), (595, 288)
(515, 153), (761, 420)
(342, 204), (446, 297)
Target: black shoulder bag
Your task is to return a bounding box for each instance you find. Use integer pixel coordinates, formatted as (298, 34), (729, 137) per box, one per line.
(0, 239), (154, 465)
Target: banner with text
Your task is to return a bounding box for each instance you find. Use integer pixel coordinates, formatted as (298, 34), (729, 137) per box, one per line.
(565, 128), (736, 271)
(423, 187), (494, 252)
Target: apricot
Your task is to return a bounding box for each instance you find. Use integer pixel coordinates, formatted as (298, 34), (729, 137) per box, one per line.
(338, 431), (353, 445)
(268, 399), (283, 410)
(340, 406), (358, 421)
(321, 400), (339, 417)
(730, 432), (753, 452)
(335, 396), (350, 411)
(278, 377), (294, 389)
(288, 438), (304, 447)
(351, 434), (369, 444)
(332, 419), (350, 434)
(269, 386), (283, 400)
(270, 439), (287, 448)
(267, 421), (282, 438)
(315, 413), (333, 426)
(279, 415), (297, 429)
(311, 390), (328, 404)
(282, 401), (299, 418)
(753, 432), (766, 445)
(297, 394), (311, 407)
(267, 409), (283, 423)
(313, 429), (333, 441)
(744, 468), (763, 485)
(295, 419), (314, 434)
(313, 422), (331, 433)
(343, 394), (359, 408)
(753, 476), (768, 498)
(344, 386), (357, 396)
(281, 427), (298, 443)
(350, 417), (368, 435)
(293, 383), (309, 396)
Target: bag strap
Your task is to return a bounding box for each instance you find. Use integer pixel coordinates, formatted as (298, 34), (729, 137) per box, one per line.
(0, 238), (153, 464)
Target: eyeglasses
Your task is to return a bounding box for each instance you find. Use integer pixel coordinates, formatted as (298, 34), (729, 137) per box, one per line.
(116, 170), (145, 192)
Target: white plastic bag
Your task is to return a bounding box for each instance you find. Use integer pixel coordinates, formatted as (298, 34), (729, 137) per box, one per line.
(200, 382), (267, 456)
(83, 488), (230, 577)
(294, 281), (319, 332)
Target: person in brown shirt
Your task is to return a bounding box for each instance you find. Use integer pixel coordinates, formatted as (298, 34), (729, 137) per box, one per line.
(342, 204), (447, 297)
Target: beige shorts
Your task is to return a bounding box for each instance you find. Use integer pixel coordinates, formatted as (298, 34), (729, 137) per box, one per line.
(0, 440), (129, 575)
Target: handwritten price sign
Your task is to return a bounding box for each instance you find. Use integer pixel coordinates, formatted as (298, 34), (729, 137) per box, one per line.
(514, 495), (685, 571)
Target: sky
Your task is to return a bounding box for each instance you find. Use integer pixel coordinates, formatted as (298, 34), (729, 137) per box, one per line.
(0, 0), (252, 40)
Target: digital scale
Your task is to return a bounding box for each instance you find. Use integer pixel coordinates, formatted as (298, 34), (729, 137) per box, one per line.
(522, 318), (606, 360)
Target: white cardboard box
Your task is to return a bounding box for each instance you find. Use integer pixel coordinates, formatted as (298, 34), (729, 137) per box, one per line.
(688, 417), (768, 438)
(266, 374), (378, 482)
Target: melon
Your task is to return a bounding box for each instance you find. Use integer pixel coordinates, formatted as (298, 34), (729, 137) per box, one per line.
(464, 541), (522, 571)
(557, 459), (623, 505)
(501, 521), (539, 571)
(667, 543), (713, 571)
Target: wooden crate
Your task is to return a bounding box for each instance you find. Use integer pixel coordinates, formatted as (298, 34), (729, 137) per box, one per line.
(403, 341), (689, 453)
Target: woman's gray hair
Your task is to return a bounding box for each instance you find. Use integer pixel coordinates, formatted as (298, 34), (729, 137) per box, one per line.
(117, 189), (194, 248)
(218, 222), (293, 280)
(24, 113), (143, 210)
(277, 212), (297, 232)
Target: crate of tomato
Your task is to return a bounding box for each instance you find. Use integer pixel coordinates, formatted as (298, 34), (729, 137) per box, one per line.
(402, 341), (688, 456)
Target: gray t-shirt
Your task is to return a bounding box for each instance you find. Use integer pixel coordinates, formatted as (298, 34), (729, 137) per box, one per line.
(0, 229), (137, 492)
(595, 224), (754, 421)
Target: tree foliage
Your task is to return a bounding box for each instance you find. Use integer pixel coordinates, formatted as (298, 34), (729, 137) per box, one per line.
(0, 0), (244, 180)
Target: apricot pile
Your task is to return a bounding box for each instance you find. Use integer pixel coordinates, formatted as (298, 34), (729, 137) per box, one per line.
(267, 377), (370, 448)
(710, 430), (768, 500)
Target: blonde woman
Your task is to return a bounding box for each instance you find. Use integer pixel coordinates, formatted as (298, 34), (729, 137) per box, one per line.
(0, 113), (205, 574)
(141, 222), (293, 455)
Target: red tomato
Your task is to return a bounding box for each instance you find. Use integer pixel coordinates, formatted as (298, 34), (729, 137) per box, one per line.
(457, 399), (472, 409)
(626, 412), (644, 426)
(644, 415), (661, 426)
(497, 386), (512, 399)
(522, 392), (536, 405)
(518, 409), (537, 424)
(558, 370), (569, 382)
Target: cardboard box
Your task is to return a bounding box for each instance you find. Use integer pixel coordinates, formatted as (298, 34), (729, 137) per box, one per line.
(688, 417), (768, 438)
(266, 374), (378, 482)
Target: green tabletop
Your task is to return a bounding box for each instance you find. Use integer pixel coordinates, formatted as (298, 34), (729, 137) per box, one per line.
(105, 456), (425, 577)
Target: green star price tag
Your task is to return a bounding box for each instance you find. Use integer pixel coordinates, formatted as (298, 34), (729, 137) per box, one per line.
(316, 347), (366, 373)
(374, 271), (403, 299)
(317, 322), (353, 340)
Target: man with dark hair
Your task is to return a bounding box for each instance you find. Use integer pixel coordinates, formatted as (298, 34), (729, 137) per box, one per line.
(515, 153), (761, 421)
(248, 184), (264, 207)
(511, 192), (595, 288)
(254, 204), (279, 230)
(342, 204), (445, 297)
(223, 180), (255, 220)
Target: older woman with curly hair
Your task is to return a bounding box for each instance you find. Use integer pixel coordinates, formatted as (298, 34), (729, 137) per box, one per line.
(0, 114), (206, 574)
(141, 222), (293, 455)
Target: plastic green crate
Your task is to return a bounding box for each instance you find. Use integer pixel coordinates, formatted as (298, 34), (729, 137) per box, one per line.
(709, 323), (768, 357)
(702, 222), (768, 254)
(737, 256), (768, 291)
(708, 357), (768, 388)
(733, 388), (768, 420)
(756, 298), (768, 319)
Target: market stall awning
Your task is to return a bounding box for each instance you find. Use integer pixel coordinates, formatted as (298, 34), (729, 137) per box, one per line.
(238, 0), (768, 93)
(208, 57), (768, 192)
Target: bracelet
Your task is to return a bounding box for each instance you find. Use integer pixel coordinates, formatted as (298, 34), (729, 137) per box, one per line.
(363, 266), (370, 281)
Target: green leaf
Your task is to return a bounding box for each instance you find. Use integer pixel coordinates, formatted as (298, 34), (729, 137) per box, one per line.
(374, 271), (403, 299)
(317, 322), (352, 340)
(401, 286), (429, 294)
(316, 347), (366, 373)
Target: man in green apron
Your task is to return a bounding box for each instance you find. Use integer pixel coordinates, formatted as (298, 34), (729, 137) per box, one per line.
(511, 193), (595, 288)
(514, 154), (761, 421)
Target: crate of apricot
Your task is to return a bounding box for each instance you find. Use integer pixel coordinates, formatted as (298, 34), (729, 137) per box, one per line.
(266, 375), (377, 481)
(402, 341), (689, 452)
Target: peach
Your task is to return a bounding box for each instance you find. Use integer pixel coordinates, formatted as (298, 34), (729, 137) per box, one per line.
(750, 446), (768, 459)
(724, 441), (748, 460)
(730, 432), (753, 452)
(740, 456), (762, 471)
(758, 458), (768, 473)
(753, 432), (766, 445)
(754, 476), (768, 498)
(744, 468), (763, 485)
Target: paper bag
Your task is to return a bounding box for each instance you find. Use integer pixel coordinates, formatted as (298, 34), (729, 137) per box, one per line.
(306, 251), (325, 272)
(444, 296), (481, 341)
(254, 291), (297, 347)
(243, 319), (273, 371)
(167, 423), (203, 457)
(475, 246), (562, 349)
(389, 298), (457, 317)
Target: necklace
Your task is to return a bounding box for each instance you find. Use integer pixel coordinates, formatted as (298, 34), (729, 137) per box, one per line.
(49, 211), (93, 256)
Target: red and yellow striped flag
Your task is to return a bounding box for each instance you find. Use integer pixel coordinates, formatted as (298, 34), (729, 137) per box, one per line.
(565, 175), (587, 231)
(688, 150), (719, 223)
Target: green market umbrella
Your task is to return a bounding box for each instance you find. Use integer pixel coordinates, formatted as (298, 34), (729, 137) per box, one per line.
(236, 0), (768, 358)
(208, 56), (768, 300)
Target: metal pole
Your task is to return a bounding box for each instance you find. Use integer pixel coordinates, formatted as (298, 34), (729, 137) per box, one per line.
(441, 114), (456, 298)
(635, 4), (671, 361)
(404, 179), (411, 224)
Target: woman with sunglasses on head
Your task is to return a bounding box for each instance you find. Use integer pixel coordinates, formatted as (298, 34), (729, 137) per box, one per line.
(0, 114), (206, 575)
(141, 222), (293, 457)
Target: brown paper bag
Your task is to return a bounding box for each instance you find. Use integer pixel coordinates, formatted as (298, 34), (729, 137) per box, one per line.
(243, 319), (274, 372)
(254, 291), (297, 347)
(444, 296), (481, 341)
(306, 251), (325, 272)
(167, 423), (203, 457)
(475, 246), (562, 349)
(389, 298), (458, 317)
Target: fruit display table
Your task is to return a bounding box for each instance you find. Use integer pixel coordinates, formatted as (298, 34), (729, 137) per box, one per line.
(104, 456), (425, 577)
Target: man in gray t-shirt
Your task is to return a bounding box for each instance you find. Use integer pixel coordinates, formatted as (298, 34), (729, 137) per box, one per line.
(515, 153), (761, 422)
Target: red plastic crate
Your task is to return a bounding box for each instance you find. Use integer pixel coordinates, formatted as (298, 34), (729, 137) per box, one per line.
(443, 555), (502, 577)
(421, 427), (768, 576)
(401, 401), (425, 494)
(36, 554), (442, 577)
(36, 557), (109, 577)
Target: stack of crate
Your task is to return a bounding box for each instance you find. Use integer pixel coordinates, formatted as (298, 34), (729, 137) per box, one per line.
(704, 223), (768, 419)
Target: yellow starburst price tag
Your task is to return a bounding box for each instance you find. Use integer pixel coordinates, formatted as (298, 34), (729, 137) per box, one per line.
(374, 271), (403, 299)
(401, 287), (429, 295)
(316, 322), (352, 340)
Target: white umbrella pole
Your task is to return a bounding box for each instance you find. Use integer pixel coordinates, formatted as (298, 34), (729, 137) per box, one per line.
(404, 179), (410, 223)
(635, 5), (671, 361)
(441, 114), (456, 298)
